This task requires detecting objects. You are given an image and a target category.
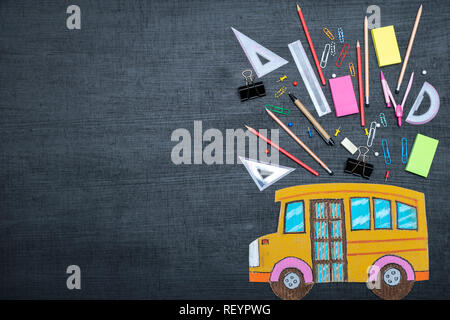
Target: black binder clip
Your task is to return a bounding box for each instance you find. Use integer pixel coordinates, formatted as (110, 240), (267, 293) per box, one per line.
(344, 146), (374, 179)
(238, 69), (266, 102)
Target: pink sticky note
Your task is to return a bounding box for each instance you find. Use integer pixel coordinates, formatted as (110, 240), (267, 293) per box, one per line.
(329, 75), (359, 117)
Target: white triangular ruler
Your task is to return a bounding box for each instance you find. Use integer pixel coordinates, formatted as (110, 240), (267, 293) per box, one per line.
(239, 157), (295, 191)
(232, 27), (288, 78)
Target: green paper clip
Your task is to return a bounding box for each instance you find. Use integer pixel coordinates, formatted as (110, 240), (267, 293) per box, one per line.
(265, 104), (290, 115)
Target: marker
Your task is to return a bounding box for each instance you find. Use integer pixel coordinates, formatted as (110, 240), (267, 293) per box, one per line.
(288, 93), (334, 146)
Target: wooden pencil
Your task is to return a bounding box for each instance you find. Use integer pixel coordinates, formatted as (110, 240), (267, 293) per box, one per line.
(265, 109), (333, 175)
(356, 41), (365, 127)
(364, 16), (369, 107)
(395, 4), (423, 94)
(245, 125), (319, 176)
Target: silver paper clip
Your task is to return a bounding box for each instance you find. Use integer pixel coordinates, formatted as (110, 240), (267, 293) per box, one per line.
(382, 138), (391, 165)
(330, 42), (336, 56)
(320, 44), (331, 68)
(366, 121), (380, 148)
(401, 137), (408, 164)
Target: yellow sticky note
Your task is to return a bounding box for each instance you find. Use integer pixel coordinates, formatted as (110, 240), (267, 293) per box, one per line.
(371, 26), (402, 67)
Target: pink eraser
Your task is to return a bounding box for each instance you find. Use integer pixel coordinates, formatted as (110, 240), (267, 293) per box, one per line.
(329, 75), (359, 117)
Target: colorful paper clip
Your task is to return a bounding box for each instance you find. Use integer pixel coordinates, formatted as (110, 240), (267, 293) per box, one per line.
(274, 86), (287, 98)
(265, 104), (290, 116)
(366, 121), (380, 148)
(320, 44), (331, 68)
(380, 113), (387, 127)
(382, 138), (391, 165)
(336, 43), (349, 68)
(337, 27), (344, 43)
(330, 42), (336, 56)
(349, 62), (355, 77)
(323, 27), (335, 40)
(401, 137), (408, 164)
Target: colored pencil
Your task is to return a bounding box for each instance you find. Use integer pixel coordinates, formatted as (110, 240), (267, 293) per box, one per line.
(382, 74), (404, 127)
(397, 72), (415, 127)
(288, 93), (334, 146)
(265, 109), (333, 175)
(364, 16), (369, 107)
(356, 41), (365, 127)
(296, 4), (326, 86)
(395, 4), (422, 94)
(380, 71), (391, 108)
(245, 125), (319, 176)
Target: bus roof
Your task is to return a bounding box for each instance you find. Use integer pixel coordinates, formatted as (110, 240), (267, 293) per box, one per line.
(274, 183), (424, 203)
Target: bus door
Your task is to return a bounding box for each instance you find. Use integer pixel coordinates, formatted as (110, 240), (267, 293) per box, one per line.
(310, 199), (348, 283)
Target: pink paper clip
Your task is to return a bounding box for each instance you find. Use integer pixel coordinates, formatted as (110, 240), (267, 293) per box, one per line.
(336, 43), (349, 68)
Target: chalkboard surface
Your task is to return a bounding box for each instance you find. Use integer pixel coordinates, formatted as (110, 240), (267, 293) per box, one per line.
(0, 0), (449, 299)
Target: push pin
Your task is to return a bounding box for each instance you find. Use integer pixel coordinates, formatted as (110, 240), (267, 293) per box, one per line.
(364, 128), (369, 136)
(277, 75), (288, 82)
(334, 126), (341, 137)
(385, 170), (390, 182)
(288, 122), (293, 127)
(293, 81), (298, 86)
(307, 127), (312, 138)
(265, 148), (270, 154)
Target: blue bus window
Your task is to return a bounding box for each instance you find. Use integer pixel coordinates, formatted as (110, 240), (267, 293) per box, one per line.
(285, 202), (304, 233)
(351, 198), (370, 230)
(374, 199), (392, 229)
(397, 202), (418, 230)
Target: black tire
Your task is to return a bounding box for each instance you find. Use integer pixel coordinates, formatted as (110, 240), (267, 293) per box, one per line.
(370, 263), (414, 300)
(270, 268), (313, 300)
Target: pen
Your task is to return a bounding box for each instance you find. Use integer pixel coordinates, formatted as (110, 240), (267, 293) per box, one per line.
(288, 93), (334, 146)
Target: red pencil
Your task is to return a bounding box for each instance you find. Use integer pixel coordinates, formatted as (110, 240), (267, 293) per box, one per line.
(356, 41), (365, 127)
(245, 125), (319, 176)
(296, 4), (326, 86)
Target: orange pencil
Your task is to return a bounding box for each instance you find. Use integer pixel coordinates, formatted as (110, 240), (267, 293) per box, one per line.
(245, 125), (319, 176)
(356, 41), (365, 127)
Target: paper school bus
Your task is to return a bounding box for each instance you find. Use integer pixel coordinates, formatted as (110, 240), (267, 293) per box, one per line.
(249, 183), (429, 300)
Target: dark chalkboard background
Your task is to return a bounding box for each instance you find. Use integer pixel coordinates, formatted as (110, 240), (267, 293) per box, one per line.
(0, 0), (449, 299)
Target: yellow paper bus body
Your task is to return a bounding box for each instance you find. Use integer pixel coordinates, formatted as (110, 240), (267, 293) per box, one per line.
(248, 183), (429, 299)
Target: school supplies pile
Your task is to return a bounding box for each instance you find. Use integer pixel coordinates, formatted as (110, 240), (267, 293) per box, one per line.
(232, 3), (439, 191)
